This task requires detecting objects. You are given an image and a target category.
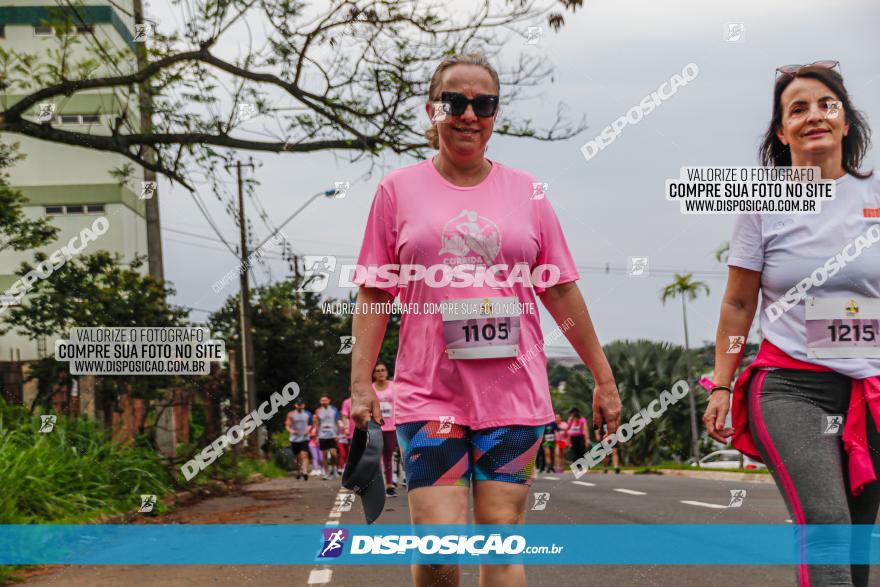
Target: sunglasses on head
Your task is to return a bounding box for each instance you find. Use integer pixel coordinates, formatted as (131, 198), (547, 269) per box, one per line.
(775, 60), (840, 78)
(438, 91), (499, 118)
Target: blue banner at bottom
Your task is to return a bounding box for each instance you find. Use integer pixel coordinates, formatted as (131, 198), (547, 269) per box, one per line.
(1, 524), (879, 565)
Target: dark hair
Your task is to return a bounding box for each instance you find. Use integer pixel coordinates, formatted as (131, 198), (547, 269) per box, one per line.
(759, 66), (872, 179)
(371, 361), (388, 382)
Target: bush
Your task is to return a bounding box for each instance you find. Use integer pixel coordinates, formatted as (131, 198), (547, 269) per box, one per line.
(0, 400), (172, 524)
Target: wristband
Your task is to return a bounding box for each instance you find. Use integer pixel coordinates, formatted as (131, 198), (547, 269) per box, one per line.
(710, 385), (732, 394)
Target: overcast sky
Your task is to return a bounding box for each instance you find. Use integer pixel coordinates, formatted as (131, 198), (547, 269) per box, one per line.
(150, 0), (880, 357)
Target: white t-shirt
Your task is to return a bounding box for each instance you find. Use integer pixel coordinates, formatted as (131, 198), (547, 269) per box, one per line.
(728, 172), (880, 379)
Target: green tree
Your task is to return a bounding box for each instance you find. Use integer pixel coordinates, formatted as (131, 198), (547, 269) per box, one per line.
(0, 1), (587, 190)
(1, 252), (189, 430)
(660, 272), (710, 460)
(561, 340), (699, 465)
(0, 142), (57, 252)
(208, 280), (400, 431)
(715, 242), (730, 264)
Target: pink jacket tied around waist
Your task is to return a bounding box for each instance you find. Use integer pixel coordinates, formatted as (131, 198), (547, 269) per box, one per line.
(732, 339), (880, 496)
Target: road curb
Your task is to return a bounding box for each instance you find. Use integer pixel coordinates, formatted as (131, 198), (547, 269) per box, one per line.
(655, 469), (774, 483)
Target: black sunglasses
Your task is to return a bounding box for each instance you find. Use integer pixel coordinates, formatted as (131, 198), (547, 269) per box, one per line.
(775, 60), (840, 78)
(438, 91), (499, 118)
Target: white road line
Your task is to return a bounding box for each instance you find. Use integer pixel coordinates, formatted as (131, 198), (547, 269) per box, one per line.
(613, 488), (647, 496)
(572, 481), (596, 487)
(307, 489), (351, 586)
(680, 500), (728, 509)
(308, 569), (333, 584)
(543, 476), (560, 480)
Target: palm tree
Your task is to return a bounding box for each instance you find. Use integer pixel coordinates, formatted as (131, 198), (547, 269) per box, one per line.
(661, 273), (710, 461)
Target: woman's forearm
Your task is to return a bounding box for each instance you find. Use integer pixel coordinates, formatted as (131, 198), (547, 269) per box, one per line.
(539, 282), (614, 384)
(350, 286), (394, 389)
(713, 299), (757, 387)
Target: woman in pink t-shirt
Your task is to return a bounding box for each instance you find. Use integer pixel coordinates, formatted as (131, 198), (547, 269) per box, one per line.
(349, 53), (621, 587)
(372, 362), (399, 497)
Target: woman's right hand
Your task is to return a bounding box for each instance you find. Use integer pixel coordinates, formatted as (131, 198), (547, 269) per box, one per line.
(703, 390), (735, 443)
(351, 382), (381, 431)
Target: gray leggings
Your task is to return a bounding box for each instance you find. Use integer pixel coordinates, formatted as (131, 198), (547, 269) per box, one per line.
(748, 368), (880, 586)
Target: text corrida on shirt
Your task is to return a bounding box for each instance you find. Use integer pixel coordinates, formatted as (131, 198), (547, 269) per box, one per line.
(331, 262), (562, 289)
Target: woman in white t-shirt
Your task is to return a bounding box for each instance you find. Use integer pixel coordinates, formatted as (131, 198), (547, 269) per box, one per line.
(704, 61), (880, 587)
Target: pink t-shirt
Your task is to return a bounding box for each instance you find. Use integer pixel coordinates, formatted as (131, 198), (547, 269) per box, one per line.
(340, 397), (354, 439)
(354, 159), (580, 429)
(568, 416), (588, 437)
(374, 383), (395, 431)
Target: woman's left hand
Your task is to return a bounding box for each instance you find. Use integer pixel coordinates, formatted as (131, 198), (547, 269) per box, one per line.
(592, 379), (622, 438)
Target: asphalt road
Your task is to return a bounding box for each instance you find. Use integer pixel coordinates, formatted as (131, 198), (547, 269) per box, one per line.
(22, 471), (829, 587)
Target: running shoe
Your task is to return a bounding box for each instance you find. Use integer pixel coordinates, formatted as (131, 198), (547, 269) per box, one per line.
(386, 487), (398, 497)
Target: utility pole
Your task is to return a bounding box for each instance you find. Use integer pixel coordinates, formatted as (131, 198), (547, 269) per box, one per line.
(227, 159), (258, 434)
(132, 0), (164, 280)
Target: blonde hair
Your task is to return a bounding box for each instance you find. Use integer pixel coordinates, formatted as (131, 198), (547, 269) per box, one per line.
(426, 53), (500, 149)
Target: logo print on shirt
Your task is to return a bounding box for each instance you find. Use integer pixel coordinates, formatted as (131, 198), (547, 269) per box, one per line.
(845, 299), (859, 317)
(439, 210), (501, 266)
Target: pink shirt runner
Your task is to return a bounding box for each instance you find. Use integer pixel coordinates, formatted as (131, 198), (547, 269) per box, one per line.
(340, 397), (354, 439)
(567, 416), (588, 436)
(374, 382), (395, 431)
(354, 159), (580, 429)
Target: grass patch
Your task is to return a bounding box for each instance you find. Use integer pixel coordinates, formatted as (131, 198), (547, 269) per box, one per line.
(0, 401), (286, 584)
